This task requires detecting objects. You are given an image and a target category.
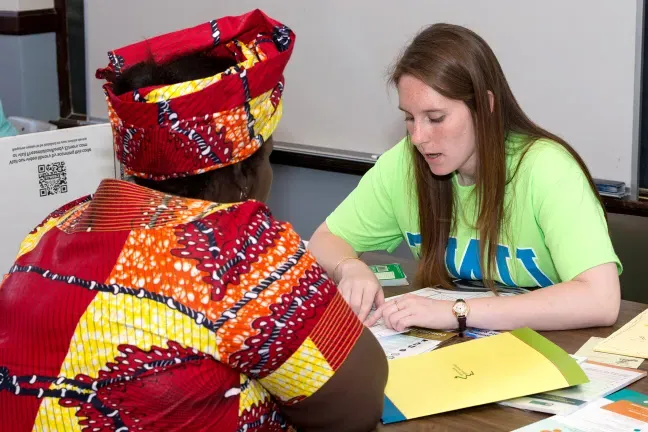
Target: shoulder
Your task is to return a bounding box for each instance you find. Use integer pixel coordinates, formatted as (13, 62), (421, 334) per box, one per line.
(172, 199), (311, 302)
(361, 137), (412, 195)
(526, 139), (580, 168)
(16, 194), (93, 260)
(199, 200), (294, 239)
(507, 135), (600, 213)
(375, 137), (411, 170)
(31, 194), (93, 234)
(509, 135), (588, 185)
(192, 200), (306, 264)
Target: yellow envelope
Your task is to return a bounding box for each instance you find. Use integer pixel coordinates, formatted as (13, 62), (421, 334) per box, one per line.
(383, 328), (588, 423)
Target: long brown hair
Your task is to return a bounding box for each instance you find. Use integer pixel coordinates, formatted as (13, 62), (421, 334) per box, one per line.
(390, 23), (604, 289)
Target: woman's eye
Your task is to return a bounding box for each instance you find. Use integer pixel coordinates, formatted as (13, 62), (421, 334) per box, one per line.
(428, 116), (445, 123)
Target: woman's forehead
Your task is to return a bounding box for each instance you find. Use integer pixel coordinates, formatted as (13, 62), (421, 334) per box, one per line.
(397, 75), (454, 112)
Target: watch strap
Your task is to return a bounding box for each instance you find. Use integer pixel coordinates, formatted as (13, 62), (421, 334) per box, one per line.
(458, 315), (467, 336)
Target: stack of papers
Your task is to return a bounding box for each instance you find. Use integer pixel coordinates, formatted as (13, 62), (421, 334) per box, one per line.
(595, 308), (648, 359)
(501, 361), (646, 415)
(515, 389), (648, 432)
(380, 329), (455, 360)
(594, 178), (630, 199)
(576, 337), (644, 369)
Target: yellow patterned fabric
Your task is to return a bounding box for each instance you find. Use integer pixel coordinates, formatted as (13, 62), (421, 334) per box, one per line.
(145, 41), (259, 103)
(16, 203), (84, 259)
(260, 338), (334, 403)
(239, 375), (272, 416)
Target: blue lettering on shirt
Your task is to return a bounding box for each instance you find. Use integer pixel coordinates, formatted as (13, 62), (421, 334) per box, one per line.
(408, 233), (554, 288)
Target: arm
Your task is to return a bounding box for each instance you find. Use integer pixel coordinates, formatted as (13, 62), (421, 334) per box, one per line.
(280, 328), (388, 431)
(309, 221), (360, 279)
(369, 262), (619, 332)
(309, 139), (409, 320)
(309, 222), (384, 322)
(216, 202), (387, 431)
(464, 262), (620, 329)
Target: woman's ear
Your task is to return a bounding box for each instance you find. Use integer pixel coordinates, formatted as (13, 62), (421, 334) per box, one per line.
(487, 90), (495, 113)
(232, 163), (250, 200)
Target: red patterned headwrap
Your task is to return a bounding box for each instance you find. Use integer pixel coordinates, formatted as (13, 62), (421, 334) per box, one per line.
(96, 9), (295, 180)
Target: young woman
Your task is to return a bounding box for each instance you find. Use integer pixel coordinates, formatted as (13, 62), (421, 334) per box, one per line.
(309, 23), (621, 334)
(0, 10), (386, 432)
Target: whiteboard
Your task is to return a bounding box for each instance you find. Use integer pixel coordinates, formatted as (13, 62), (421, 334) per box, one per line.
(85, 0), (643, 186)
(0, 0), (53, 10)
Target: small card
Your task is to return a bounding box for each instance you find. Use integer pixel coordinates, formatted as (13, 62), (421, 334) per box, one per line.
(369, 263), (409, 287)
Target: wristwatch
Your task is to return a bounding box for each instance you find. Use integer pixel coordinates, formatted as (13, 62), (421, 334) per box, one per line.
(452, 299), (470, 336)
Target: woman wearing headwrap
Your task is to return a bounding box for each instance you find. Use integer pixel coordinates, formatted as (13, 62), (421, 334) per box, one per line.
(0, 10), (387, 432)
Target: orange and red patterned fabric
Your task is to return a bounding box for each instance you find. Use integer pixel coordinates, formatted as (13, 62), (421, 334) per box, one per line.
(96, 9), (294, 180)
(0, 180), (364, 431)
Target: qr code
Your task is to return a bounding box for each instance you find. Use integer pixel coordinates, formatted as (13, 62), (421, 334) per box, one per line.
(38, 162), (68, 197)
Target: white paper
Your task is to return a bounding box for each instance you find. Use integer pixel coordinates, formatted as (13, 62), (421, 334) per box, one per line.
(502, 361), (646, 415)
(0, 124), (116, 272)
(548, 399), (645, 432)
(464, 328), (501, 339)
(515, 395), (648, 432)
(379, 334), (442, 360)
(570, 355), (588, 364)
(370, 322), (408, 339)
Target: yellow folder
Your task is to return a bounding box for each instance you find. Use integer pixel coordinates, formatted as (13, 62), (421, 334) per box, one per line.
(382, 328), (588, 423)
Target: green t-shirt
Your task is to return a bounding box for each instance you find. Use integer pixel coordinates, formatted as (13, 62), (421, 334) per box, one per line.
(326, 134), (621, 288)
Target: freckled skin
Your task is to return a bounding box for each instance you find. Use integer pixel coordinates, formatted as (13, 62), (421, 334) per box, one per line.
(398, 74), (478, 185)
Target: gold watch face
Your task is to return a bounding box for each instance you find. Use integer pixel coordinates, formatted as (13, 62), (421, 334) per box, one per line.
(453, 301), (468, 316)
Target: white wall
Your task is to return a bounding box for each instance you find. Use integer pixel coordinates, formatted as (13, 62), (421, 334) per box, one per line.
(0, 36), (23, 116)
(0, 33), (59, 121)
(19, 0), (52, 9)
(0, 0), (53, 10)
(0, 0), (18, 10)
(85, 0), (643, 186)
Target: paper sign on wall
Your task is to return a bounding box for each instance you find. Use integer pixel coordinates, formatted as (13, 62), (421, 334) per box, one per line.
(0, 124), (117, 272)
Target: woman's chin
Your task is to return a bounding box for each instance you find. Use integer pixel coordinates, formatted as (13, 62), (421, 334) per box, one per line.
(427, 165), (455, 178)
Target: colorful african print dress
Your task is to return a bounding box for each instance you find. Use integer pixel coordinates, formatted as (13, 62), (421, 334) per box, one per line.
(0, 179), (363, 431)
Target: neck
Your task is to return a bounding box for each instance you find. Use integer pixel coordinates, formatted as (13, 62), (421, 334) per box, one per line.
(456, 172), (475, 186)
(457, 154), (478, 186)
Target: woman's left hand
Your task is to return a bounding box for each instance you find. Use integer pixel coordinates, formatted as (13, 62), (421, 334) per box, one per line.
(364, 295), (457, 332)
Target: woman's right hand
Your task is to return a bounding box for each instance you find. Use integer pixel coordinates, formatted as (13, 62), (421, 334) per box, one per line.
(336, 259), (385, 323)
